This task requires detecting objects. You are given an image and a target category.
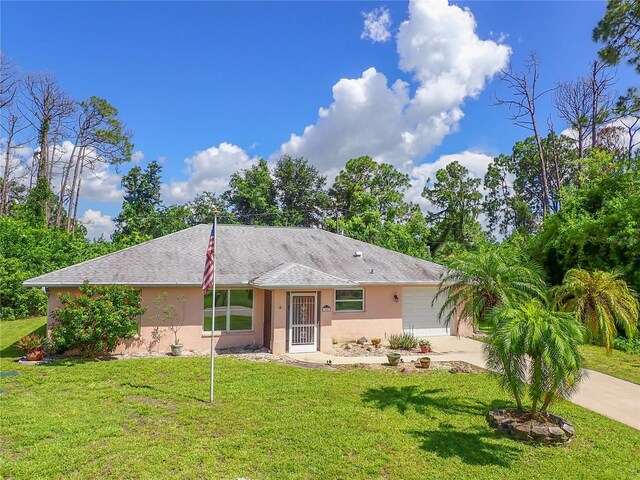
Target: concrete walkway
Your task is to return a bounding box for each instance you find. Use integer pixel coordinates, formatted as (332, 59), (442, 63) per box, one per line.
(286, 336), (640, 430)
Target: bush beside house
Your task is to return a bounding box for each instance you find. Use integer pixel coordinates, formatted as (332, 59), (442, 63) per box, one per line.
(50, 282), (147, 357)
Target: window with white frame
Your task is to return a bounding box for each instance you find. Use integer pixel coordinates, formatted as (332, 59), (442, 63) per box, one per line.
(203, 289), (253, 332)
(335, 288), (364, 312)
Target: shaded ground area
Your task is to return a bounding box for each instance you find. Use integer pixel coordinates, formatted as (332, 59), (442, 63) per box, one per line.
(0, 317), (46, 361)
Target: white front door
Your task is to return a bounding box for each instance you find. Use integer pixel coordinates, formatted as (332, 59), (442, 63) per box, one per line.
(289, 293), (317, 353)
(402, 287), (450, 336)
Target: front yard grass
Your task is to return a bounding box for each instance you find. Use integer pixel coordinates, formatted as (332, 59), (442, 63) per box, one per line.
(581, 344), (640, 385)
(0, 316), (46, 360)
(1, 326), (639, 479)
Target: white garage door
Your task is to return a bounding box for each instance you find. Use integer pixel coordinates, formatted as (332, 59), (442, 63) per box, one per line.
(402, 287), (450, 336)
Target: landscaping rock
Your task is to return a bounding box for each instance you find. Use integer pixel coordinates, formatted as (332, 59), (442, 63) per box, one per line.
(561, 422), (575, 436)
(487, 409), (574, 444)
(531, 425), (549, 437)
(513, 423), (532, 439)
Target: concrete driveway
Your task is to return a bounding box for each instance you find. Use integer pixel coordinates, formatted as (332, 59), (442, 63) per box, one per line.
(287, 336), (640, 430)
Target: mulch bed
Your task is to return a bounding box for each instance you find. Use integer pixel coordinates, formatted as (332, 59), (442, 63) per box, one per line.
(332, 342), (436, 357)
(333, 360), (484, 374)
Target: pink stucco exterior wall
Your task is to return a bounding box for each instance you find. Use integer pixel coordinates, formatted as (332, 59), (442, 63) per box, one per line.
(47, 284), (471, 355)
(47, 287), (264, 354)
(266, 285), (472, 354)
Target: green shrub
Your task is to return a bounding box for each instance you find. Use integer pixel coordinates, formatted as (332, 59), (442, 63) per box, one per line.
(387, 331), (418, 350)
(50, 282), (147, 357)
(613, 336), (640, 354)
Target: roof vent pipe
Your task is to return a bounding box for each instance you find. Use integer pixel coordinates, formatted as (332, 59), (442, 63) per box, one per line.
(354, 251), (363, 257)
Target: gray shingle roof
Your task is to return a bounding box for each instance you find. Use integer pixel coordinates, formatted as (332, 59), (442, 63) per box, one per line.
(250, 262), (358, 288)
(23, 224), (447, 287)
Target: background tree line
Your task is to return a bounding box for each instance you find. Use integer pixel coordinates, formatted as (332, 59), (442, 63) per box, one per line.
(1, 0), (638, 320)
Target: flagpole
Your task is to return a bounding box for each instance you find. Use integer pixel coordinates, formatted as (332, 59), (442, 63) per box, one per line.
(209, 215), (217, 405)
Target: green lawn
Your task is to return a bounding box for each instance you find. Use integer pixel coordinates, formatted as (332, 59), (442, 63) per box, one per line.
(581, 345), (640, 385)
(0, 316), (47, 359)
(1, 322), (639, 479)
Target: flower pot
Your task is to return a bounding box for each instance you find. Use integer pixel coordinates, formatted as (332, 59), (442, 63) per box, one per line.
(170, 344), (183, 356)
(387, 353), (401, 366)
(25, 349), (44, 362)
(419, 357), (431, 369)
(420, 345), (431, 353)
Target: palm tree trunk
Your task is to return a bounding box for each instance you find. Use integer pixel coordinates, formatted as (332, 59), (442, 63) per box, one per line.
(530, 356), (542, 418)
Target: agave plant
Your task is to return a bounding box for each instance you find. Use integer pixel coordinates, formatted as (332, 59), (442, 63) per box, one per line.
(484, 299), (585, 416)
(555, 269), (639, 352)
(434, 247), (548, 332)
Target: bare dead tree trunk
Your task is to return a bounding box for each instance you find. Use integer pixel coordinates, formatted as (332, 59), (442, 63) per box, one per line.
(553, 78), (591, 158)
(0, 118), (17, 215)
(71, 160), (85, 232)
(625, 118), (639, 161)
(55, 143), (78, 227)
(591, 62), (598, 148)
(588, 60), (616, 149)
(66, 146), (84, 231)
(546, 120), (563, 213)
(494, 52), (553, 219)
(20, 73), (75, 225)
(530, 109), (550, 218)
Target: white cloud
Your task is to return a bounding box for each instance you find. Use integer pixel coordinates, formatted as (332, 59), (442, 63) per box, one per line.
(489, 30), (510, 43)
(0, 141), (31, 185)
(1, 140), (124, 204)
(280, 0), (510, 173)
(561, 116), (639, 152)
(408, 151), (494, 209)
(162, 142), (258, 203)
(131, 150), (144, 163)
(79, 209), (115, 240)
(361, 7), (392, 43)
(80, 160), (123, 203)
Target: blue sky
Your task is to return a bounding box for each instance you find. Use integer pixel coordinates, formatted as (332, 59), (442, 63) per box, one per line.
(2, 1), (637, 238)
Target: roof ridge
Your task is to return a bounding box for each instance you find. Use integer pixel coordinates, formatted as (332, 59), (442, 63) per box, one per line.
(215, 224), (321, 231)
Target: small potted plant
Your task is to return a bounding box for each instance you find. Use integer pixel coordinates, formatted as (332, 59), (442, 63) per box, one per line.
(419, 339), (431, 353)
(419, 357), (431, 369)
(17, 334), (47, 362)
(371, 338), (381, 348)
(387, 353), (401, 366)
(155, 293), (186, 356)
(170, 339), (183, 357)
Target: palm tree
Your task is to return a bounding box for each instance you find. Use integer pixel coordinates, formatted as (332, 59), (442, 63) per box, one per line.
(485, 300), (585, 417)
(555, 269), (639, 351)
(434, 247), (548, 333)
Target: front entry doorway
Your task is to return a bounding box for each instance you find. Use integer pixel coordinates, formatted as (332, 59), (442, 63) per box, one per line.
(288, 293), (317, 353)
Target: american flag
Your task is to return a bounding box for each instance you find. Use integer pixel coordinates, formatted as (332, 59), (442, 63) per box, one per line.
(202, 223), (216, 291)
